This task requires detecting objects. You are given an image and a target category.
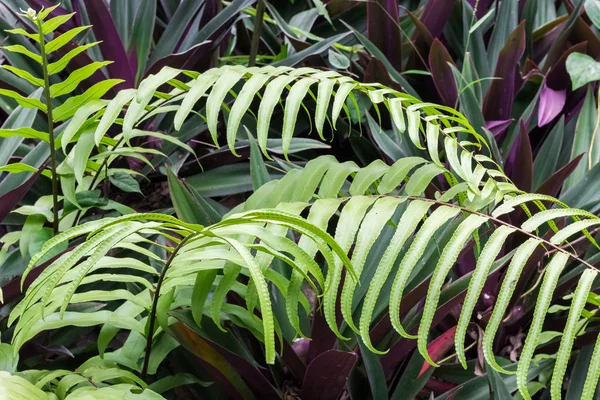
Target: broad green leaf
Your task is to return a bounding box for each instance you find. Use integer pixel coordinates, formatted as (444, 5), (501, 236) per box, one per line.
(533, 116), (564, 189)
(0, 127), (48, 142)
(0, 371), (47, 399)
(487, 0), (518, 70)
(587, 0), (600, 29)
(13, 311), (145, 352)
(564, 87), (599, 190)
(247, 130), (270, 190)
(5, 28), (39, 42)
(487, 362), (513, 400)
(109, 172), (142, 194)
(148, 373), (211, 394)
(0, 343), (18, 373)
(0, 163), (38, 174)
(566, 52), (600, 90)
(130, 1), (156, 83)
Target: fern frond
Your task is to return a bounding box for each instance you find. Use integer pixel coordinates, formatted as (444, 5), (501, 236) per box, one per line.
(7, 61), (600, 399)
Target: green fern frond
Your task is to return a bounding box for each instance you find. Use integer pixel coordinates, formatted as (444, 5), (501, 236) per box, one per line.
(7, 62), (600, 400)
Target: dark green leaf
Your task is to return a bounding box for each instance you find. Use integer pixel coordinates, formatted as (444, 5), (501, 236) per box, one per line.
(109, 172), (142, 194)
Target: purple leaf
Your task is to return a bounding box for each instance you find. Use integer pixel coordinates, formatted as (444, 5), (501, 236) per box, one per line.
(468, 0), (494, 18)
(544, 0), (586, 69)
(81, 0), (135, 89)
(168, 321), (251, 399)
(544, 42), (588, 122)
(567, 1), (600, 59)
(169, 312), (280, 399)
(419, 0), (457, 38)
(536, 153), (584, 196)
(538, 81), (566, 127)
(483, 21), (526, 121)
(418, 326), (456, 377)
(486, 119), (514, 140)
(505, 120), (533, 192)
(367, 0), (402, 71)
(532, 16), (567, 64)
(380, 288), (467, 374)
(429, 39), (458, 106)
(546, 42), (587, 89)
(307, 273), (349, 364)
(2, 245), (74, 304)
(300, 350), (358, 400)
(146, 41), (213, 76)
(199, 0), (220, 27)
(404, 10), (434, 72)
(0, 169), (40, 223)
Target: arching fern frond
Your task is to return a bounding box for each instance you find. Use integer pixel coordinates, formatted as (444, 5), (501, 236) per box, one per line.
(74, 65), (518, 204)
(11, 184), (600, 399)
(10, 64), (600, 400)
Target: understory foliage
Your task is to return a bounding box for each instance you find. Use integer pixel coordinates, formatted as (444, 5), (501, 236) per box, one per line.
(3, 62), (600, 400)
(2, 1), (600, 399)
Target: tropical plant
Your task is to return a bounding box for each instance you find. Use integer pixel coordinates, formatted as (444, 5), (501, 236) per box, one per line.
(0, 6), (194, 262)
(3, 64), (600, 400)
(3, 1), (600, 399)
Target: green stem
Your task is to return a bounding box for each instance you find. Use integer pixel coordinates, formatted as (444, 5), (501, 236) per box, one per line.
(36, 20), (59, 234)
(141, 233), (196, 381)
(248, 0), (266, 67)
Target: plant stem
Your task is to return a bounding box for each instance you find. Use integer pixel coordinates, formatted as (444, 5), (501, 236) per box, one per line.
(248, 0), (266, 67)
(141, 233), (196, 381)
(37, 20), (59, 234)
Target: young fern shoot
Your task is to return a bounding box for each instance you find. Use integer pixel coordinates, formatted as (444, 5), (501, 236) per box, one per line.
(0, 5), (124, 233)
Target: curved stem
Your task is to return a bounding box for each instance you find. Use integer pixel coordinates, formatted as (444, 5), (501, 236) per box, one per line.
(141, 233), (197, 381)
(36, 20), (59, 234)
